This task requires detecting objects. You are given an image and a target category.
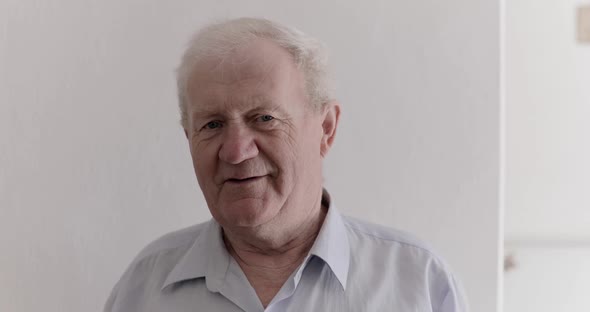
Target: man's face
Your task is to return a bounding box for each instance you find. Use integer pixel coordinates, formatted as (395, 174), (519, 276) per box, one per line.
(184, 39), (337, 230)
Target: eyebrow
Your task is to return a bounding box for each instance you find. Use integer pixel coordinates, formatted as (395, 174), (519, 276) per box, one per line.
(190, 96), (285, 120)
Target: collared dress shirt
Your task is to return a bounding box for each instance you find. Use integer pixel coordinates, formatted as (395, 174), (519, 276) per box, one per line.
(104, 193), (468, 312)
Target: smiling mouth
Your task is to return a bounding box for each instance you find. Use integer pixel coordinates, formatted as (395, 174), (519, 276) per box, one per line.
(225, 176), (264, 184)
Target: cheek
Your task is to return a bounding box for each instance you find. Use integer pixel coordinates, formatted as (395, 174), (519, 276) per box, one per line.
(190, 140), (218, 184)
(277, 125), (322, 173)
(300, 122), (323, 154)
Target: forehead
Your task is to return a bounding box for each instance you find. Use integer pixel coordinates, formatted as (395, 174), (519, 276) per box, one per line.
(186, 39), (306, 110)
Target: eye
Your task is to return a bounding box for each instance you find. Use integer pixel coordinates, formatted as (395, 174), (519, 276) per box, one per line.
(257, 115), (275, 122)
(203, 120), (222, 130)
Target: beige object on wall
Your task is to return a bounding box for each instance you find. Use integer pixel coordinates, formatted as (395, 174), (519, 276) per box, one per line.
(578, 5), (590, 43)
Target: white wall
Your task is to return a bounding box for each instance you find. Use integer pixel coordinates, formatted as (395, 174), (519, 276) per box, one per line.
(0, 1), (500, 311)
(505, 0), (590, 311)
(506, 0), (590, 240)
(504, 245), (590, 311)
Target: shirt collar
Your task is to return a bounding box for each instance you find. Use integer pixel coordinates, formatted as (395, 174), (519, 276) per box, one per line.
(162, 189), (350, 291)
(161, 220), (229, 291)
(308, 189), (350, 290)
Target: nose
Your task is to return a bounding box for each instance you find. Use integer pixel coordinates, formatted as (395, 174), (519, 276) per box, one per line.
(218, 124), (259, 164)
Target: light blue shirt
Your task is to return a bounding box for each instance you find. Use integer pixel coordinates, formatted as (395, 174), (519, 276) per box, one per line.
(104, 193), (468, 312)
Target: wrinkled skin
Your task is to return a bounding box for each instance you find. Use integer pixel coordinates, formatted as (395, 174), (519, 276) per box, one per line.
(184, 38), (340, 243)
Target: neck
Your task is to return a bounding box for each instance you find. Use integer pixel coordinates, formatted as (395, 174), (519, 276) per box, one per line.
(223, 202), (327, 269)
(221, 196), (328, 307)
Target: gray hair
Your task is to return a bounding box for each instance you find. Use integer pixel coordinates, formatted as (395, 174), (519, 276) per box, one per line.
(176, 17), (332, 128)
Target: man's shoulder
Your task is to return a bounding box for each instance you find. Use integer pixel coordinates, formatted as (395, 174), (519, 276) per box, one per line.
(130, 220), (211, 266)
(341, 215), (460, 290)
(341, 215), (442, 260)
(339, 215), (468, 311)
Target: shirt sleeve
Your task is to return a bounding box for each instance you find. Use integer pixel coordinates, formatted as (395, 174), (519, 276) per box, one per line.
(103, 282), (119, 312)
(438, 275), (469, 312)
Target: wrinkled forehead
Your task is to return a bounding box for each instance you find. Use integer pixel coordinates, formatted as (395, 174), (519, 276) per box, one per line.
(186, 39), (306, 108)
(189, 39), (299, 88)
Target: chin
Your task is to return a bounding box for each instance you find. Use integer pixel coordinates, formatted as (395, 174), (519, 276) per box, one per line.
(215, 198), (279, 228)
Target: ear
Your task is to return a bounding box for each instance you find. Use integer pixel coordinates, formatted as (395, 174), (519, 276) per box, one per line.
(320, 101), (341, 157)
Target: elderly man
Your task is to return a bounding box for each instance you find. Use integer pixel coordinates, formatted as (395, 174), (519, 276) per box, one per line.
(105, 18), (467, 312)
